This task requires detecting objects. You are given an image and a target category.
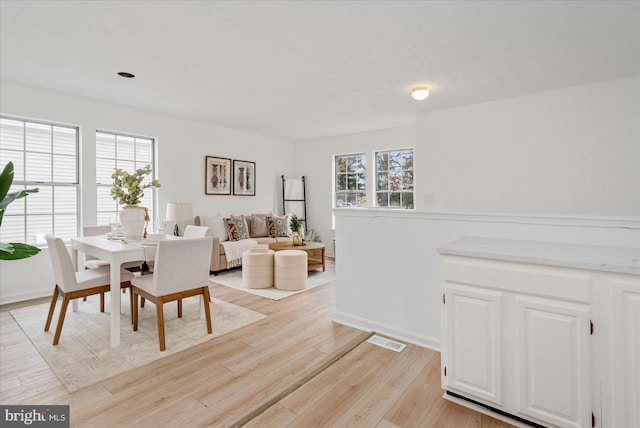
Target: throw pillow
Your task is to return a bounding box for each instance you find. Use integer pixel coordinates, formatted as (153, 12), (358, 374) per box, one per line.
(248, 214), (268, 238)
(223, 215), (250, 241)
(266, 215), (289, 238)
(202, 214), (229, 242)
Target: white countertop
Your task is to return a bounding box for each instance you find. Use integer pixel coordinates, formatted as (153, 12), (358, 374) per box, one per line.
(438, 236), (640, 275)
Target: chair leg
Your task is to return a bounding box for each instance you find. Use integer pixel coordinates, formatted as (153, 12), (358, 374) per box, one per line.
(53, 294), (71, 345)
(133, 290), (139, 331)
(203, 287), (212, 334)
(156, 298), (166, 351)
(129, 288), (134, 324)
(100, 292), (105, 313)
(44, 286), (60, 332)
(177, 299), (182, 318)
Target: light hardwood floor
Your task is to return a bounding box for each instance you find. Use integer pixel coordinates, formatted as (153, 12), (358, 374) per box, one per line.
(0, 278), (513, 427)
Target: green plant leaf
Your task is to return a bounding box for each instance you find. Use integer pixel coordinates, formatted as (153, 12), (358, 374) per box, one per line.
(0, 162), (13, 202)
(0, 242), (41, 260)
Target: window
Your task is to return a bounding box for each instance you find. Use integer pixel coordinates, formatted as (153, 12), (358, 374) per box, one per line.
(0, 116), (79, 245)
(95, 131), (156, 225)
(375, 149), (414, 209)
(334, 153), (366, 208)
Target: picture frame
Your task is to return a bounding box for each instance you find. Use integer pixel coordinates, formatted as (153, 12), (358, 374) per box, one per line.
(205, 156), (232, 195)
(232, 159), (256, 196)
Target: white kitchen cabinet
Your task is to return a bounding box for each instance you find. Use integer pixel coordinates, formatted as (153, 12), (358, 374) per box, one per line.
(515, 296), (590, 428)
(439, 237), (640, 428)
(607, 275), (640, 428)
(444, 284), (503, 406)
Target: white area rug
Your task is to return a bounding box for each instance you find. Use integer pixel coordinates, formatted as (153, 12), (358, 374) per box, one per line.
(210, 261), (335, 300)
(10, 294), (266, 393)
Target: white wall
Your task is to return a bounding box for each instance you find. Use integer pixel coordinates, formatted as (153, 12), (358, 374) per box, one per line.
(0, 80), (294, 304)
(417, 76), (640, 215)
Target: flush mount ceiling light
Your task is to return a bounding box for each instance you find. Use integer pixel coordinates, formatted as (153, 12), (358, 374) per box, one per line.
(117, 72), (135, 78)
(411, 86), (429, 101)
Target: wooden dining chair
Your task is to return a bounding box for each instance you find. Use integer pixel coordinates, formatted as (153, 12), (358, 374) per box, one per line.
(131, 236), (213, 351)
(44, 235), (134, 345)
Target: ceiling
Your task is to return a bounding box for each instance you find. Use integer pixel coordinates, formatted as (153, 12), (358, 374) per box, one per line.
(1, 1), (638, 141)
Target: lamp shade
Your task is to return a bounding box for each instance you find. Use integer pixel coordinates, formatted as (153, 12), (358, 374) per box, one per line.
(165, 202), (193, 222)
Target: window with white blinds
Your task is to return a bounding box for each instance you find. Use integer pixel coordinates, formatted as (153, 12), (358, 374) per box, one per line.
(96, 131), (156, 225)
(0, 116), (79, 245)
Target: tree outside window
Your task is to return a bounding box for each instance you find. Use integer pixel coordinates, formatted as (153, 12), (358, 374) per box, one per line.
(335, 153), (366, 207)
(376, 149), (414, 209)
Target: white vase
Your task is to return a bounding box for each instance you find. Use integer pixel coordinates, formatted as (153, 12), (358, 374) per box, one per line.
(120, 205), (146, 241)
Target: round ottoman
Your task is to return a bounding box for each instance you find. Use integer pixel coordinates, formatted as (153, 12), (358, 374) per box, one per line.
(274, 250), (308, 291)
(242, 250), (275, 289)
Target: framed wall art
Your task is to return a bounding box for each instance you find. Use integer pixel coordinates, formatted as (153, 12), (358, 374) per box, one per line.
(205, 156), (232, 195)
(233, 159), (255, 196)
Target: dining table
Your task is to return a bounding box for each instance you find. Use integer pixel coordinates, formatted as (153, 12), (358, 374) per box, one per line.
(70, 235), (164, 347)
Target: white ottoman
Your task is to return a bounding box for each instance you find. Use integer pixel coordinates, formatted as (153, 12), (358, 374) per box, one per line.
(274, 250), (307, 291)
(242, 250), (275, 289)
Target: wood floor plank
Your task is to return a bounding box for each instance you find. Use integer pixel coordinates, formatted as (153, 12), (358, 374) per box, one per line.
(332, 381), (404, 428)
(243, 403), (298, 428)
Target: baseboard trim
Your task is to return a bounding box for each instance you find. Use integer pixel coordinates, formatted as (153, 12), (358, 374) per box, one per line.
(333, 311), (440, 351)
(0, 288), (50, 306)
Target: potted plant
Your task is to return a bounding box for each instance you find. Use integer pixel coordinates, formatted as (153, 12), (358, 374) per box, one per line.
(0, 162), (41, 260)
(111, 165), (160, 240)
(289, 214), (304, 246)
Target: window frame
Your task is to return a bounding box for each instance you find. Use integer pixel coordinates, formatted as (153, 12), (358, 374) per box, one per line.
(333, 152), (367, 209)
(95, 129), (158, 226)
(374, 147), (414, 209)
(0, 115), (80, 246)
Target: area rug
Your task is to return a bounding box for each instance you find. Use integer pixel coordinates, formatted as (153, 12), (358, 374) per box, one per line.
(210, 260), (335, 300)
(10, 294), (266, 393)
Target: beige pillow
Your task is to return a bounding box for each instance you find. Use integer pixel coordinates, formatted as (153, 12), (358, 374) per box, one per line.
(202, 214), (229, 242)
(266, 215), (289, 238)
(223, 215), (250, 241)
(248, 214), (268, 238)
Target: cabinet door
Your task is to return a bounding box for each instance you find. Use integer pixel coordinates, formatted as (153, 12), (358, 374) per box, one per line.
(610, 276), (640, 428)
(444, 283), (503, 406)
(515, 296), (590, 428)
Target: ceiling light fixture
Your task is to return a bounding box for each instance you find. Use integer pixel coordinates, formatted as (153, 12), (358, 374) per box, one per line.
(411, 86), (429, 101)
(118, 72), (135, 78)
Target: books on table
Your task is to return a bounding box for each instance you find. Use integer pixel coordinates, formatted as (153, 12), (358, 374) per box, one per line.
(250, 244), (269, 252)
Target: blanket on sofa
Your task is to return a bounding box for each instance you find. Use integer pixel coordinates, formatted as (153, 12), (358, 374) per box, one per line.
(221, 239), (258, 268)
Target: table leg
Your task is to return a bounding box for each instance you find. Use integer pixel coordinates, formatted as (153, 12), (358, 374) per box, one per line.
(109, 262), (121, 347)
(322, 247), (326, 272)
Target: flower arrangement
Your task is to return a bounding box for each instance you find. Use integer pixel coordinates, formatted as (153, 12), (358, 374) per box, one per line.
(110, 165), (161, 205)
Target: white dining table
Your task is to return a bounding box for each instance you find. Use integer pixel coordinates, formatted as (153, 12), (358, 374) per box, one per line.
(70, 236), (147, 347)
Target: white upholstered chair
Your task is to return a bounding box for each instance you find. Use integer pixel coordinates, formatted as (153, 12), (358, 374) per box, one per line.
(131, 236), (213, 351)
(183, 225), (210, 238)
(44, 235), (134, 345)
(82, 225), (111, 269)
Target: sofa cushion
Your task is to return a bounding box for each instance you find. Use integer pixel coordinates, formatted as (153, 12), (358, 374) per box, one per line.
(266, 215), (289, 238)
(223, 215), (250, 241)
(248, 214), (269, 238)
(202, 213), (229, 242)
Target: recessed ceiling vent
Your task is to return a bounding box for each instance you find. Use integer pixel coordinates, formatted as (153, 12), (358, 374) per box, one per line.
(367, 335), (406, 352)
